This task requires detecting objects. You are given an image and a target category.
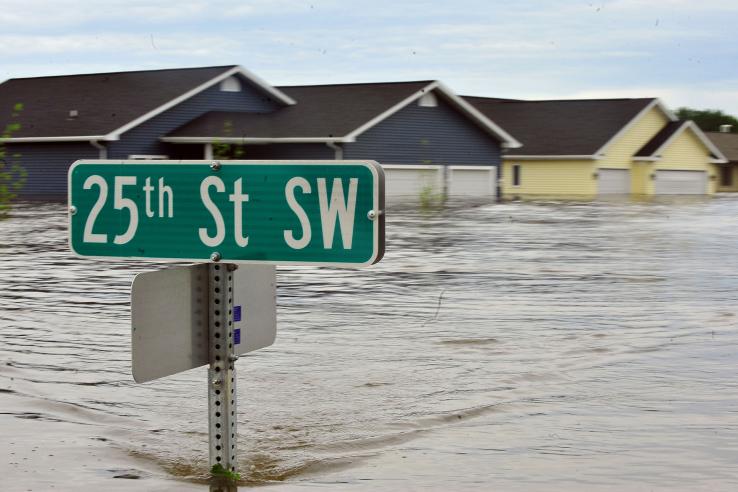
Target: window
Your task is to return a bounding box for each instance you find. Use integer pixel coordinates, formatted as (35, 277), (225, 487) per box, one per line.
(418, 92), (437, 107)
(720, 165), (733, 187)
(219, 76), (242, 92)
(512, 164), (521, 186)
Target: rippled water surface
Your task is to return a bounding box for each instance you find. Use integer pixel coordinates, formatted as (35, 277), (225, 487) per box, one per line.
(1, 198), (738, 491)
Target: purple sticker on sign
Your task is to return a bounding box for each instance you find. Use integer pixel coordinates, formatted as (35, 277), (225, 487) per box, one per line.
(234, 305), (242, 322)
(234, 328), (241, 345)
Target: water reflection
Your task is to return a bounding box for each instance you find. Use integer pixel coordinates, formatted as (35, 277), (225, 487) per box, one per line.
(1, 198), (738, 490)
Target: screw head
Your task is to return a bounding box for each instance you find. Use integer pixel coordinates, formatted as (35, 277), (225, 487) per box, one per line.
(367, 210), (377, 220)
(212, 378), (222, 388)
(210, 252), (222, 262)
(69, 205), (78, 216)
(210, 161), (221, 171)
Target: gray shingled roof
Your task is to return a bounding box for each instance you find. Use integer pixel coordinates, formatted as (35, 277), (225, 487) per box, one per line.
(167, 81), (434, 139)
(463, 96), (656, 156)
(0, 66), (238, 138)
(706, 131), (738, 162)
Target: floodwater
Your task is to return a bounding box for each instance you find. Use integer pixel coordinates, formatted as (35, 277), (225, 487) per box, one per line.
(1, 197), (738, 491)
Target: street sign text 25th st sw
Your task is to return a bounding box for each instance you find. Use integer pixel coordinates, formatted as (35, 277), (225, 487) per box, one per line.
(68, 160), (385, 266)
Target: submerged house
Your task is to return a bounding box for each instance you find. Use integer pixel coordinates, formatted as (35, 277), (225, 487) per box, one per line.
(0, 65), (519, 202)
(464, 96), (728, 198)
(705, 128), (738, 192)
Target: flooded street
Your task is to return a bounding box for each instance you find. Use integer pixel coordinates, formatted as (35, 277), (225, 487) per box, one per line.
(2, 197), (738, 491)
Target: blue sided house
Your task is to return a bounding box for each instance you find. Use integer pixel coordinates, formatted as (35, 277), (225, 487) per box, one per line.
(0, 65), (520, 203)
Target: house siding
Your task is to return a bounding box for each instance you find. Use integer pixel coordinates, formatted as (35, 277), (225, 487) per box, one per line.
(107, 77), (281, 159)
(502, 160), (597, 198)
(9, 142), (99, 200)
(655, 130), (718, 195)
(238, 143), (333, 160)
(342, 96), (502, 169)
(597, 107), (670, 170)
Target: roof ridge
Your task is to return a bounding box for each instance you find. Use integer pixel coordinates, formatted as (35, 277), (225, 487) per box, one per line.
(7, 65), (238, 82)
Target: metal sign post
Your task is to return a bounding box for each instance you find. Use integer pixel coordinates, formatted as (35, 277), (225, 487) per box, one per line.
(68, 159), (386, 486)
(207, 263), (237, 474)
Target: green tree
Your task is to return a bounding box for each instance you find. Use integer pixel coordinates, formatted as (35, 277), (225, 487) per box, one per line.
(675, 107), (738, 133)
(0, 102), (27, 215)
(212, 120), (245, 159)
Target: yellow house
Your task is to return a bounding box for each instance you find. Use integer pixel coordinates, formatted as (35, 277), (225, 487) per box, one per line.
(464, 97), (728, 198)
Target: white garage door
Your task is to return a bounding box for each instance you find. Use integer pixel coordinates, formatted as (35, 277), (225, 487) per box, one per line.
(654, 170), (707, 195)
(448, 166), (497, 198)
(381, 165), (443, 199)
(598, 168), (630, 195)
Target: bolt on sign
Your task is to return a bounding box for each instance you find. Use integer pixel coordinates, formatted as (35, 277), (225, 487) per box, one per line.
(68, 160), (385, 266)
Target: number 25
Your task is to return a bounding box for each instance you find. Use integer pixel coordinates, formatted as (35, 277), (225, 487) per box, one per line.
(82, 175), (139, 245)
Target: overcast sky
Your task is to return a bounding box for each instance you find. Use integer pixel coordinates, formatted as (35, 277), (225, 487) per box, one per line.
(3, 0), (738, 114)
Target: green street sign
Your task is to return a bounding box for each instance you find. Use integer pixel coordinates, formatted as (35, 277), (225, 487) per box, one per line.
(68, 160), (385, 266)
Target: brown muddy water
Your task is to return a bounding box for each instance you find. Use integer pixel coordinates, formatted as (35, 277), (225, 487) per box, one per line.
(1, 197), (738, 491)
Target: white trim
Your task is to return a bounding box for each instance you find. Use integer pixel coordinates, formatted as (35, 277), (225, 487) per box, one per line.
(105, 66), (296, 140)
(219, 76), (242, 92)
(326, 142), (343, 160)
(128, 154), (169, 159)
(447, 165), (497, 171)
(710, 158), (729, 164)
(162, 136), (347, 144)
(504, 154), (598, 160)
(435, 82), (522, 149)
(650, 121), (728, 163)
(418, 92), (438, 107)
(90, 140), (107, 159)
(380, 163), (443, 171)
(342, 81), (522, 148)
(595, 98), (676, 157)
(0, 135), (110, 143)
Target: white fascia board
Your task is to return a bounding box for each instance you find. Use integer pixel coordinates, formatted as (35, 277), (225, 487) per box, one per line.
(433, 82), (522, 148)
(235, 66), (297, 106)
(105, 66), (296, 141)
(594, 98), (676, 157)
(381, 163), (443, 170)
(504, 154), (598, 160)
(711, 158), (729, 164)
(647, 121), (729, 162)
(685, 121), (729, 162)
(0, 135), (110, 143)
(161, 136), (348, 144)
(343, 81), (522, 149)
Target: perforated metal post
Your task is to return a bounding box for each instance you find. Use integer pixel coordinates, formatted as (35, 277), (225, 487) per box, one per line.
(208, 263), (238, 475)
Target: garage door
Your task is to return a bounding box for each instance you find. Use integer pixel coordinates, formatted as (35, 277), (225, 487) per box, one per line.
(381, 165), (443, 199)
(654, 170), (707, 195)
(448, 166), (497, 198)
(598, 169), (630, 195)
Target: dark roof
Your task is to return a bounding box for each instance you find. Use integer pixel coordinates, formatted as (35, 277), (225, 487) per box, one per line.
(0, 66), (238, 138)
(167, 81), (434, 139)
(463, 96), (656, 156)
(634, 120), (687, 157)
(706, 131), (738, 162)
